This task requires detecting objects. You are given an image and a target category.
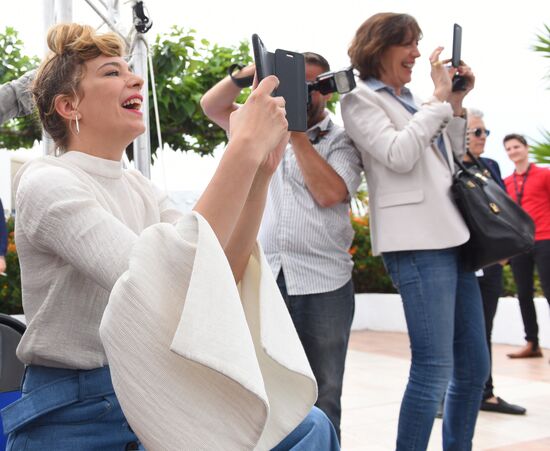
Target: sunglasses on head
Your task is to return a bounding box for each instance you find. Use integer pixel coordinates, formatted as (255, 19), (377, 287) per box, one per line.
(468, 128), (491, 138)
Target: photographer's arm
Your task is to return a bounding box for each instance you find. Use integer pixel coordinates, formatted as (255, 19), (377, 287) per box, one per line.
(291, 132), (349, 207)
(200, 65), (255, 132)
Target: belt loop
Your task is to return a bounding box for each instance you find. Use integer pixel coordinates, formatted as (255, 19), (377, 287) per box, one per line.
(20, 366), (30, 393)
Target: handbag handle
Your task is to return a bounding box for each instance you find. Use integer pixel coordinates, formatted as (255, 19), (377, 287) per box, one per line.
(452, 150), (491, 181)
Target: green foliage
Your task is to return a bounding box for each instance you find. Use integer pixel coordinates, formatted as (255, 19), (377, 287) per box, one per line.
(530, 130), (550, 165)
(533, 24), (550, 61)
(0, 27), (41, 149)
(530, 24), (550, 164)
(326, 93), (339, 114)
(0, 217), (22, 314)
(502, 262), (542, 297)
(349, 189), (396, 294)
(148, 27), (252, 157)
(502, 264), (516, 297)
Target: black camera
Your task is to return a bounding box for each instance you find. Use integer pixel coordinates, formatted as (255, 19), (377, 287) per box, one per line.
(307, 67), (356, 97)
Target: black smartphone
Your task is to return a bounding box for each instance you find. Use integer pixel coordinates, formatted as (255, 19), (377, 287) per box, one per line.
(251, 34), (307, 131)
(452, 23), (462, 68)
(451, 23), (467, 91)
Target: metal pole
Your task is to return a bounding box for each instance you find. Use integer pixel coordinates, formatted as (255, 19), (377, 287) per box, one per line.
(55, 0), (73, 23)
(132, 33), (151, 178)
(42, 0), (73, 155)
(84, 0), (130, 47)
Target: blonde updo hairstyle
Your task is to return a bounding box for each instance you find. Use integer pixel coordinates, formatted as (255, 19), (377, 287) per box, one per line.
(32, 23), (126, 150)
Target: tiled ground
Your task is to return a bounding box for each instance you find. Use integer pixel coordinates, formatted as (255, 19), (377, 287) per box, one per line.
(341, 331), (550, 451)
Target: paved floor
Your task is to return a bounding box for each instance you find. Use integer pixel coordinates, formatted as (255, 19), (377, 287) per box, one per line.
(341, 331), (550, 451)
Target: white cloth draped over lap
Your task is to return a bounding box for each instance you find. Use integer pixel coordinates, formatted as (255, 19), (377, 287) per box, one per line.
(100, 212), (317, 451)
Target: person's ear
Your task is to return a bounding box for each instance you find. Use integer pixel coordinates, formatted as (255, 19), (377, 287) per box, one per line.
(54, 94), (80, 121)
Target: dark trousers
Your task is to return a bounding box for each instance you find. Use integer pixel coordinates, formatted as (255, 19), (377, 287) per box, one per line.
(509, 239), (550, 347)
(477, 264), (503, 399)
(276, 271), (355, 443)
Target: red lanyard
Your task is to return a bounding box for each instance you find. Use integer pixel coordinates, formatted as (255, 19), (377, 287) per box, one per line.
(513, 164), (532, 206)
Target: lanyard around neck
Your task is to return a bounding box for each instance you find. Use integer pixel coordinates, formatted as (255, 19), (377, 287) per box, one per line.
(513, 164), (532, 206)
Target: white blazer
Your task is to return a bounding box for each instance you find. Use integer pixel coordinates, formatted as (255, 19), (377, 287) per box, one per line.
(341, 82), (469, 255)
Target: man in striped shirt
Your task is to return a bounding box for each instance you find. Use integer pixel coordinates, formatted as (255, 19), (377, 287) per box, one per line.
(201, 52), (362, 441)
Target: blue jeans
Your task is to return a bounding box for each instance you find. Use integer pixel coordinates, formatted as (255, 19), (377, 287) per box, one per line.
(383, 248), (489, 451)
(276, 272), (355, 442)
(271, 406), (340, 451)
(3, 367), (338, 451)
(2, 366), (144, 451)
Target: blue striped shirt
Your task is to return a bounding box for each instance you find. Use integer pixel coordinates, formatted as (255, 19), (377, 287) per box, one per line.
(259, 114), (363, 295)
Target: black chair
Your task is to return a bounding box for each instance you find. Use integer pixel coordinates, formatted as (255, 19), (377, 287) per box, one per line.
(0, 314), (25, 449)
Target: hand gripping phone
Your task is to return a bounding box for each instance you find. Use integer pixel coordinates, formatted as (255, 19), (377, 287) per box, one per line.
(251, 34), (307, 131)
(451, 24), (467, 92)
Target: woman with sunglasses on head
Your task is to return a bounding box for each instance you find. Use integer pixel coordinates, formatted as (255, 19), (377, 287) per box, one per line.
(2, 23), (338, 451)
(341, 13), (489, 450)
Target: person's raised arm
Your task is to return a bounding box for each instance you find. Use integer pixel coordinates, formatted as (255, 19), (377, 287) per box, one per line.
(194, 75), (287, 253)
(0, 71), (35, 125)
(224, 135), (287, 281)
(200, 64), (255, 132)
(290, 132), (351, 207)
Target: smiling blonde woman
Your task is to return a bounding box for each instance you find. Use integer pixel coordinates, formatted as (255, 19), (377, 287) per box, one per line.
(1, 23), (339, 451)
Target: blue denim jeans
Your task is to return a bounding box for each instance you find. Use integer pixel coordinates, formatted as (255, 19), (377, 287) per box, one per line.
(276, 272), (355, 442)
(271, 406), (340, 451)
(2, 366), (144, 451)
(383, 248), (489, 451)
(3, 367), (338, 451)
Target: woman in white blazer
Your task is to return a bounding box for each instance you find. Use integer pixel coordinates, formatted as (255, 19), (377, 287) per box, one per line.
(342, 13), (489, 451)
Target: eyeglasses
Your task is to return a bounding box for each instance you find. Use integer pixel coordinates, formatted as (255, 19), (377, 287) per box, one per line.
(468, 128), (491, 138)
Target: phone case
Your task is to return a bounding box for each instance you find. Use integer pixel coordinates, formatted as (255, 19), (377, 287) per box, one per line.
(252, 34), (273, 81)
(251, 34), (307, 132)
(452, 24), (462, 68)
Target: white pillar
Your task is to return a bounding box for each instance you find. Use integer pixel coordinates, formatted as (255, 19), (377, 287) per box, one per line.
(42, 0), (73, 156)
(132, 33), (151, 178)
(55, 0), (73, 23)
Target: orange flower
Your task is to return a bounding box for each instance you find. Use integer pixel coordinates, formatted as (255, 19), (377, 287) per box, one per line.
(349, 246), (358, 256)
(7, 243), (16, 253)
(352, 216), (367, 226)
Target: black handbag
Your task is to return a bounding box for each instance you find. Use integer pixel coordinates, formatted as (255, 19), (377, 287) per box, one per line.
(451, 152), (535, 271)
